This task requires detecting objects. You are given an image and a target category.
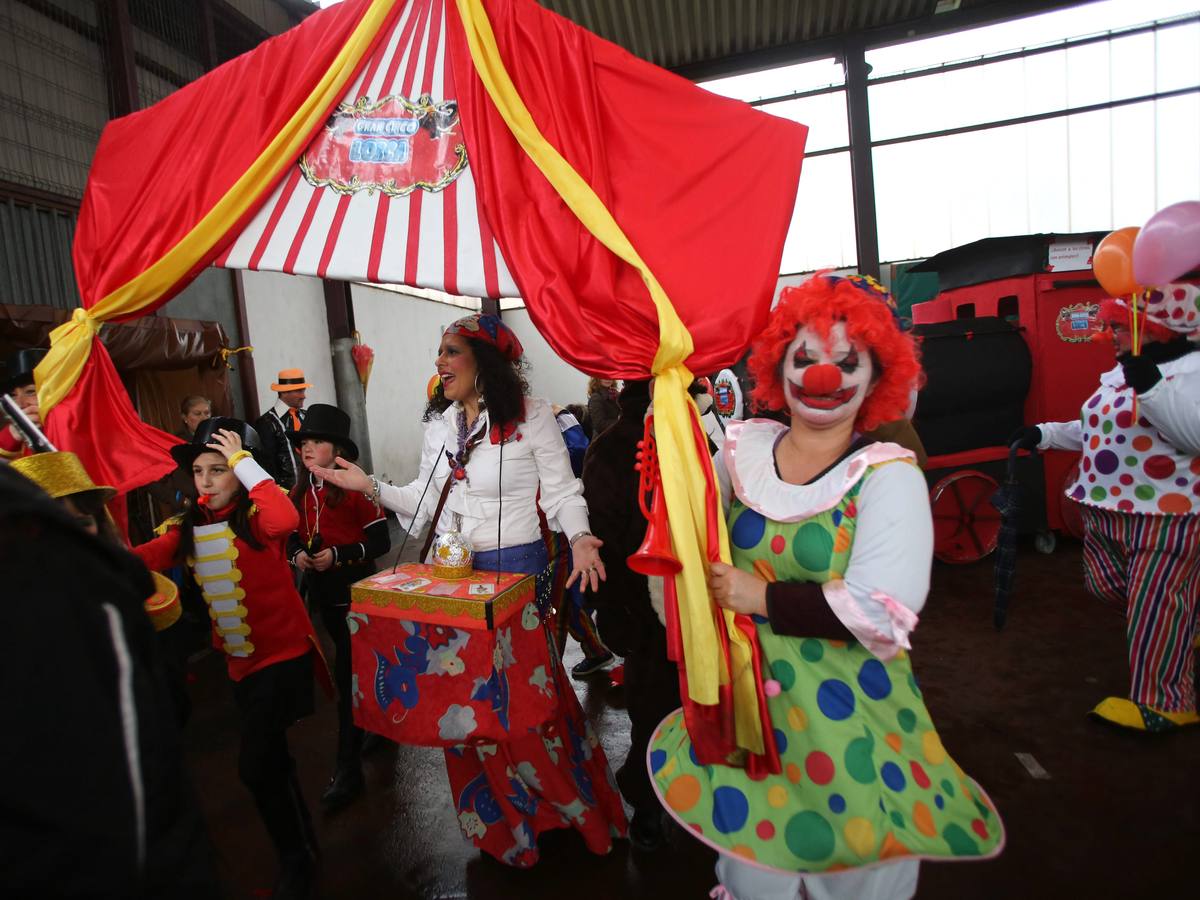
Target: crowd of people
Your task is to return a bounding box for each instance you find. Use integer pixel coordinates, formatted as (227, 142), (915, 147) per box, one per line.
(2, 273), (1197, 900)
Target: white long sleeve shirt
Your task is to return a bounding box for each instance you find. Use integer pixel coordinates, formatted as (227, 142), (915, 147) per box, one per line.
(379, 397), (590, 552)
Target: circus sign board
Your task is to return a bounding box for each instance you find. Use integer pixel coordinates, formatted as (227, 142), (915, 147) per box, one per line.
(300, 93), (467, 197)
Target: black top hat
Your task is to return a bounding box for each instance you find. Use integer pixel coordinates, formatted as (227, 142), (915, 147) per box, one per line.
(171, 417), (264, 469)
(286, 404), (359, 461)
(2, 348), (48, 393)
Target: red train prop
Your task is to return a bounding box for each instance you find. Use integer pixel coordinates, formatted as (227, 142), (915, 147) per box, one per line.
(910, 233), (1115, 562)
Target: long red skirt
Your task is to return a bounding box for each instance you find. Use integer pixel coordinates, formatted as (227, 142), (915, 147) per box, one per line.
(442, 647), (628, 866)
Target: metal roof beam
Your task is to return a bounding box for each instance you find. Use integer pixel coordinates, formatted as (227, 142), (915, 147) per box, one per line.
(671, 0), (1086, 82)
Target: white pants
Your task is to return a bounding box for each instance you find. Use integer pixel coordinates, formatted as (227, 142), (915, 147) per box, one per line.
(715, 855), (920, 900)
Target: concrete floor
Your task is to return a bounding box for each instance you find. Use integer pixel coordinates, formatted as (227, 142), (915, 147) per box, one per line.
(185, 537), (1199, 899)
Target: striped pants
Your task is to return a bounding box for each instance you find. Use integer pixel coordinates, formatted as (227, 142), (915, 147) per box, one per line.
(1081, 507), (1200, 712)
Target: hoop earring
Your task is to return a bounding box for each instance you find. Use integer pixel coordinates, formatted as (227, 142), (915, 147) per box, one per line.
(474, 374), (483, 398)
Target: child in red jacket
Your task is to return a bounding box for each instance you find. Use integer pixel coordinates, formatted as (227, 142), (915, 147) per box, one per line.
(133, 417), (323, 898)
(287, 404), (390, 811)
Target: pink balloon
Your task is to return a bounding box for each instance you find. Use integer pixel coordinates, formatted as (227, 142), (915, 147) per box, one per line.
(1133, 200), (1200, 286)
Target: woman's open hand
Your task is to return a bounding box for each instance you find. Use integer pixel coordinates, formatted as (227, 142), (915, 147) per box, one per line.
(307, 456), (372, 494)
(566, 534), (607, 593)
(708, 561), (768, 617)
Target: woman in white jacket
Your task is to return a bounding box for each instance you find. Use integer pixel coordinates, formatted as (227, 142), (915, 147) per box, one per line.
(310, 314), (627, 866)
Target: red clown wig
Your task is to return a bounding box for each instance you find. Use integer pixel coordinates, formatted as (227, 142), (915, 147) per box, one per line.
(748, 274), (922, 433)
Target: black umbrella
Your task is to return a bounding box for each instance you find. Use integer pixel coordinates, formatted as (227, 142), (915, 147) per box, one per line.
(990, 442), (1023, 630)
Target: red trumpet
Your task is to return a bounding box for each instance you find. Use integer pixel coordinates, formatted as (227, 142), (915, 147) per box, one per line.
(627, 415), (683, 577)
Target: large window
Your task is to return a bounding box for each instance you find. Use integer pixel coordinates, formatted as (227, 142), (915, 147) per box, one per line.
(870, 13), (1200, 262)
(699, 0), (1200, 273)
(702, 57), (857, 272)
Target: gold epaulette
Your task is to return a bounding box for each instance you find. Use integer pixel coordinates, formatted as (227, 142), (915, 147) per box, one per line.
(154, 514), (185, 536)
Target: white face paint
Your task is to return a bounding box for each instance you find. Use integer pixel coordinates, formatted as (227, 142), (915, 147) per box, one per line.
(781, 321), (874, 430)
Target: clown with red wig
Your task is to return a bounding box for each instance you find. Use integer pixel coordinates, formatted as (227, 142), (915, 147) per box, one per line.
(1016, 283), (1200, 733)
(649, 275), (1003, 900)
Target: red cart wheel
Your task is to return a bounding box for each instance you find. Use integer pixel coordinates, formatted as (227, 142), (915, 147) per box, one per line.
(930, 470), (1002, 564)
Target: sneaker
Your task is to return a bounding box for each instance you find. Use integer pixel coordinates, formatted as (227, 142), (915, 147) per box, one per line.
(571, 652), (615, 679)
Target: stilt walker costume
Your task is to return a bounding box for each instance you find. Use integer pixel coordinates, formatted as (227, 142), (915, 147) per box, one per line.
(1023, 284), (1200, 732)
(132, 417), (327, 895)
(649, 276), (1004, 900)
(287, 404), (390, 809)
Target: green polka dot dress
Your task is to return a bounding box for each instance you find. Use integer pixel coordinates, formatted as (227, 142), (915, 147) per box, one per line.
(649, 466), (1004, 874)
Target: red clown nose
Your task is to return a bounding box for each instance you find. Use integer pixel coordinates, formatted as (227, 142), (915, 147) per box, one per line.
(802, 363), (842, 395)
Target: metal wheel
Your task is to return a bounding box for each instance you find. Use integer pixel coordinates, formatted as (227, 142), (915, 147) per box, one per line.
(930, 470), (1002, 564)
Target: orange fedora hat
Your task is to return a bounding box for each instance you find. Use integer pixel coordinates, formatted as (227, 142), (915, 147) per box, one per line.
(270, 368), (313, 392)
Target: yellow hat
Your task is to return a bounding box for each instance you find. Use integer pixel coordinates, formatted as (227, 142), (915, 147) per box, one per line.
(145, 572), (182, 632)
(270, 368), (314, 392)
(10, 451), (117, 503)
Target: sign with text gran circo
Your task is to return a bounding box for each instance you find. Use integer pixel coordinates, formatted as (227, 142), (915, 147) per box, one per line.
(300, 93), (467, 197)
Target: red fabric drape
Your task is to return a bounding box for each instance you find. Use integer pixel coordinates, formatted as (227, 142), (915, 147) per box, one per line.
(446, 0), (807, 378)
(48, 349), (182, 494)
(73, 0), (396, 316)
(58, 0), (402, 494)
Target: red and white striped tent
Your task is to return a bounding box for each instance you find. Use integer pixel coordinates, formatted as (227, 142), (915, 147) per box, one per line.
(38, 0), (808, 765)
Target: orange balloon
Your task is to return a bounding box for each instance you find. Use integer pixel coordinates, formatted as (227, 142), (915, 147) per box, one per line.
(1092, 227), (1142, 298)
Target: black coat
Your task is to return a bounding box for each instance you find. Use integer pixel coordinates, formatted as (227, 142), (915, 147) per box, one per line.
(254, 407), (301, 490)
(580, 384), (655, 657)
(0, 466), (216, 898)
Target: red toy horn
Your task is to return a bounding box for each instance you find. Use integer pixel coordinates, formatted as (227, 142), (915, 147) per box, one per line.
(628, 414), (683, 577)
(628, 483), (682, 576)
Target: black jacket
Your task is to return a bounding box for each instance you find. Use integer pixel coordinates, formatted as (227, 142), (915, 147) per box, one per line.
(0, 465), (216, 898)
(254, 407), (302, 490)
(580, 383), (655, 656)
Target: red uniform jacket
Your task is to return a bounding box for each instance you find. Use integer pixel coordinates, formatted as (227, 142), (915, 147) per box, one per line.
(0, 427), (32, 459)
(133, 456), (318, 682)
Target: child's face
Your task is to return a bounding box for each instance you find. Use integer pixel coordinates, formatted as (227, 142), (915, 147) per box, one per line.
(9, 382), (39, 424)
(300, 438), (336, 470)
(192, 451), (239, 510)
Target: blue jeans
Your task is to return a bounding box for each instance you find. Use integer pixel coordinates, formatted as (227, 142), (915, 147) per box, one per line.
(471, 539), (553, 615)
(472, 539), (548, 577)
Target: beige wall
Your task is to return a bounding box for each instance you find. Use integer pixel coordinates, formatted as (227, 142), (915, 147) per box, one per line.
(241, 271), (337, 419)
(350, 284), (468, 487)
(503, 306), (591, 410)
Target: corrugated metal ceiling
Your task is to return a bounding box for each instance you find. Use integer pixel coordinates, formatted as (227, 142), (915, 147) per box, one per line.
(538, 1), (1079, 75)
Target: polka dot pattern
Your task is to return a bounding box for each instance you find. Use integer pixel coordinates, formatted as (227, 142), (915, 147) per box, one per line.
(793, 522), (835, 572)
(857, 658), (892, 700)
(805, 751), (835, 785)
(712, 786), (750, 833)
(786, 811), (835, 861)
(665, 774), (700, 811)
(647, 490), (1003, 873)
(730, 507), (766, 549)
(817, 679), (856, 720)
(771, 660), (796, 691)
(1065, 381), (1197, 514)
